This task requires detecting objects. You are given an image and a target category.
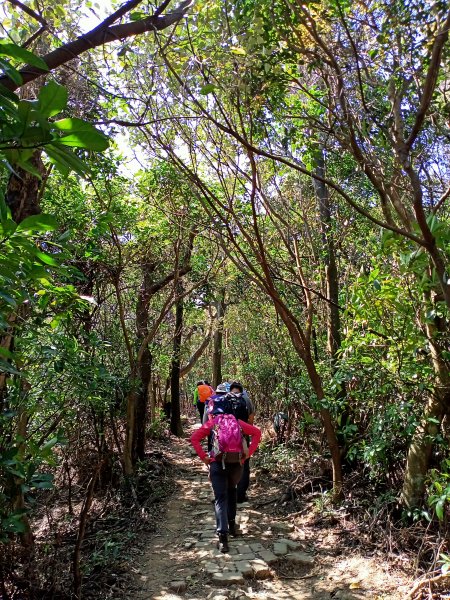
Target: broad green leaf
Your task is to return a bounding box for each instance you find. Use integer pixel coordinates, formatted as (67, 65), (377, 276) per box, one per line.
(0, 347), (14, 360)
(35, 250), (59, 266)
(52, 118), (109, 151)
(0, 41), (49, 71)
(435, 497), (445, 521)
(17, 214), (58, 232)
(0, 195), (8, 221)
(0, 57), (22, 85)
(0, 83), (19, 103)
(44, 143), (88, 176)
(38, 81), (68, 118)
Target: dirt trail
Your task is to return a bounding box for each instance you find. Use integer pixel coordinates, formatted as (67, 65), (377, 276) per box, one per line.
(132, 419), (410, 600)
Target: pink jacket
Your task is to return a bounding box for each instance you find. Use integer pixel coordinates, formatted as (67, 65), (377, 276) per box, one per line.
(191, 418), (262, 462)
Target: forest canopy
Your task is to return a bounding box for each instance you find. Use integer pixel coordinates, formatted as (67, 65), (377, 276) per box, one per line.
(1, 0), (450, 596)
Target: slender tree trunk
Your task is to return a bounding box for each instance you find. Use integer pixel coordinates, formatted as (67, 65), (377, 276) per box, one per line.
(14, 407), (34, 547)
(313, 148), (341, 357)
(72, 459), (104, 599)
(123, 388), (138, 476)
(272, 299), (343, 497)
(170, 283), (184, 437)
(212, 289), (226, 388)
(135, 264), (154, 461)
(303, 347), (343, 500)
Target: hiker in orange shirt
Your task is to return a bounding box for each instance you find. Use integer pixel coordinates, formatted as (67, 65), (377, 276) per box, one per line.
(193, 380), (214, 422)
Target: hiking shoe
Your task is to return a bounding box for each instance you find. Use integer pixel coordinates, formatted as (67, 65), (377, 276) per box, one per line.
(228, 520), (240, 537)
(236, 495), (249, 504)
(218, 533), (229, 553)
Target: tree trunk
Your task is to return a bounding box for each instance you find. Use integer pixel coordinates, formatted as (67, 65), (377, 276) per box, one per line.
(275, 301), (343, 498)
(123, 388), (138, 476)
(170, 283), (184, 437)
(134, 264), (154, 461)
(313, 148), (341, 357)
(13, 407), (34, 548)
(303, 347), (343, 500)
(402, 312), (450, 507)
(212, 289), (226, 388)
(5, 155), (45, 221)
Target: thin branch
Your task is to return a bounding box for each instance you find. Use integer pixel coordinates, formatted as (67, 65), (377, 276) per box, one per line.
(5, 0), (47, 26)
(405, 10), (450, 149)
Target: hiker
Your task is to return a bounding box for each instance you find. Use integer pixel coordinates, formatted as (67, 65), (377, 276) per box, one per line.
(228, 382), (256, 503)
(202, 382), (229, 424)
(194, 380), (214, 423)
(190, 407), (261, 553)
(273, 412), (289, 443)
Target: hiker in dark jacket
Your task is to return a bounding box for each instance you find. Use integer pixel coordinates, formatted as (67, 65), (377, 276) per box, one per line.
(191, 417), (261, 553)
(229, 382), (256, 503)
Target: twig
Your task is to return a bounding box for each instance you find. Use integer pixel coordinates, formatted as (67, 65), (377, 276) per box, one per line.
(407, 571), (449, 599)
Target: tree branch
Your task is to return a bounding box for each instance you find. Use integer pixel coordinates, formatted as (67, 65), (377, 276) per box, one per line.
(6, 0), (47, 26)
(0, 0), (193, 90)
(180, 325), (213, 377)
(405, 9), (450, 149)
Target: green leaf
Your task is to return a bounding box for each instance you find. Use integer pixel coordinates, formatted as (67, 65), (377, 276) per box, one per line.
(435, 497), (446, 521)
(0, 83), (20, 103)
(38, 81), (68, 118)
(52, 118), (109, 151)
(44, 143), (88, 176)
(130, 11), (147, 20)
(17, 214), (58, 233)
(41, 438), (58, 451)
(0, 41), (49, 72)
(230, 46), (246, 55)
(0, 57), (22, 85)
(0, 346), (14, 360)
(0, 291), (17, 307)
(372, 279), (381, 291)
(35, 250), (59, 266)
(0, 195), (9, 221)
(199, 83), (216, 95)
(0, 359), (21, 375)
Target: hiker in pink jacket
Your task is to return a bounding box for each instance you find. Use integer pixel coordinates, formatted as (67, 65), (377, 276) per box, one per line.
(191, 416), (261, 553)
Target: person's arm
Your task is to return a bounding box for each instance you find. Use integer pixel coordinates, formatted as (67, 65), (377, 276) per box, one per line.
(190, 421), (213, 464)
(244, 393), (255, 424)
(239, 420), (261, 456)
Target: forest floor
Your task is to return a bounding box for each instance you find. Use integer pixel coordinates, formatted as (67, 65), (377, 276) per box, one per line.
(124, 416), (413, 600)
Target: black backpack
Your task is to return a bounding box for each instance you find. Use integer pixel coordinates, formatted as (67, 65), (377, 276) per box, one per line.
(207, 392), (249, 422)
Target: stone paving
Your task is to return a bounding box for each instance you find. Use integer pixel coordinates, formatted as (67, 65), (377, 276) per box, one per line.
(135, 425), (409, 600)
(184, 471), (314, 588)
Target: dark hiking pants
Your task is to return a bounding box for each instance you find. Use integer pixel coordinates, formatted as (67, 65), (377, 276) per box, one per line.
(196, 401), (205, 423)
(209, 461), (243, 534)
(237, 457), (250, 502)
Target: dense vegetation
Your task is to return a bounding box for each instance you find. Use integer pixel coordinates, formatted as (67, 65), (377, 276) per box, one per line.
(1, 0), (450, 596)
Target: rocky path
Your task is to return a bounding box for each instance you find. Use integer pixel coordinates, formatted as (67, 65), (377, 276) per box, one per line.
(132, 420), (410, 600)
